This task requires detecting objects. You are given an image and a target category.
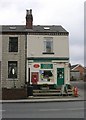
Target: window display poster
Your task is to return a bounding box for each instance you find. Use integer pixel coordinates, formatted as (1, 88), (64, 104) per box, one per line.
(40, 70), (54, 83)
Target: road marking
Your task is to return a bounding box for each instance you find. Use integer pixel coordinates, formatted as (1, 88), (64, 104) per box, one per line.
(39, 108), (84, 112)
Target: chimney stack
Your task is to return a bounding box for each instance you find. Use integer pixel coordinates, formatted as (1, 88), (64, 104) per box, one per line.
(26, 9), (33, 29)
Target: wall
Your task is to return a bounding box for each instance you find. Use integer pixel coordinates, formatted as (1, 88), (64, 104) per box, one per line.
(27, 62), (70, 85)
(70, 71), (80, 80)
(0, 35), (2, 61)
(27, 35), (69, 58)
(2, 88), (27, 100)
(73, 66), (85, 80)
(0, 29), (2, 99)
(27, 34), (70, 85)
(2, 34), (26, 88)
(0, 61), (2, 100)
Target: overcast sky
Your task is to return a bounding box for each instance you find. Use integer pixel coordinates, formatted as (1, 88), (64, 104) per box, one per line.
(0, 0), (85, 66)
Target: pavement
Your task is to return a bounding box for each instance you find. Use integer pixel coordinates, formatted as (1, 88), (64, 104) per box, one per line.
(1, 97), (84, 103)
(0, 89), (84, 103)
(0, 86), (84, 103)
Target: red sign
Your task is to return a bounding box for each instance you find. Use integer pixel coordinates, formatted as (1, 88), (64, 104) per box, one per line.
(33, 64), (40, 68)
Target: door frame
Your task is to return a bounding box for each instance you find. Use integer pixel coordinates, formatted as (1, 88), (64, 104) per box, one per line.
(57, 68), (64, 85)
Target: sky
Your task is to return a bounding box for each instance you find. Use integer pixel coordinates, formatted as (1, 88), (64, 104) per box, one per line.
(0, 0), (85, 66)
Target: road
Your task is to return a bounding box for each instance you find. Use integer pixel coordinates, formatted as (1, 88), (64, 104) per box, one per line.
(1, 81), (85, 119)
(71, 81), (85, 100)
(2, 101), (84, 118)
(70, 80), (84, 90)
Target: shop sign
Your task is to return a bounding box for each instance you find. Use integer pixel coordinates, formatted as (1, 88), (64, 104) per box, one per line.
(41, 64), (53, 69)
(33, 64), (40, 68)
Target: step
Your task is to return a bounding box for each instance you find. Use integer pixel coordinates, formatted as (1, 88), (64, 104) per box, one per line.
(33, 90), (73, 96)
(33, 92), (61, 96)
(33, 89), (61, 92)
(33, 89), (72, 93)
(33, 92), (73, 96)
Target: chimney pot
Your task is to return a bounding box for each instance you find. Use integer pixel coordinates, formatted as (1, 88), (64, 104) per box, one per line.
(26, 9), (33, 29)
(26, 10), (29, 15)
(30, 9), (32, 14)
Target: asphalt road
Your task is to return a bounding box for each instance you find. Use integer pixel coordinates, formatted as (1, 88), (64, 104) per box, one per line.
(1, 81), (85, 119)
(2, 101), (84, 118)
(71, 81), (85, 100)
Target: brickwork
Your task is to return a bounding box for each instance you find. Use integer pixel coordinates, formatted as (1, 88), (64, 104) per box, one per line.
(0, 61), (2, 100)
(74, 65), (85, 80)
(2, 34), (26, 88)
(2, 88), (27, 100)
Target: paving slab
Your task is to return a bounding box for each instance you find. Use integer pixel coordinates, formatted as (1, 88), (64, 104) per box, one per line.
(1, 87), (84, 103)
(1, 95), (84, 103)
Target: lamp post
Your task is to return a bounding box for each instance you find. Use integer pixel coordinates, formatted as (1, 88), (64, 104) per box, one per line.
(12, 68), (16, 88)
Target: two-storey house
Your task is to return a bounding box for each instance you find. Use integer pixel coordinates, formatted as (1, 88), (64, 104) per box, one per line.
(1, 25), (26, 89)
(26, 10), (70, 89)
(1, 9), (70, 99)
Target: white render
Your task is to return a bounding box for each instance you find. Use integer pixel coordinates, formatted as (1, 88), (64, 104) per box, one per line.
(27, 62), (70, 85)
(27, 35), (69, 58)
(27, 34), (70, 86)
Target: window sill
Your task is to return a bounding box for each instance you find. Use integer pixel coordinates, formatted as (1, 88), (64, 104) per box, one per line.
(42, 52), (54, 54)
(9, 51), (18, 52)
(9, 52), (18, 53)
(7, 79), (18, 81)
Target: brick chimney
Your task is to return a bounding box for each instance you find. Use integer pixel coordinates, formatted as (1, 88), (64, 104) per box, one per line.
(26, 9), (33, 29)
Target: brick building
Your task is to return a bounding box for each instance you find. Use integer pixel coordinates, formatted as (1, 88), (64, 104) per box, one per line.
(1, 9), (70, 99)
(70, 64), (85, 80)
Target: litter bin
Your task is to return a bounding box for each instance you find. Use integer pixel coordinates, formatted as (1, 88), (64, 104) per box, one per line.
(27, 85), (33, 96)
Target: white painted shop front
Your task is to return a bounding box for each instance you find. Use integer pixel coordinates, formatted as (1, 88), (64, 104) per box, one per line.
(26, 26), (70, 88)
(27, 59), (70, 87)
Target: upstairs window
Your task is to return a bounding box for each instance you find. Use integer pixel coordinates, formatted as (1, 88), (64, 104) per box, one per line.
(46, 41), (52, 53)
(9, 37), (18, 52)
(43, 37), (53, 54)
(8, 61), (17, 79)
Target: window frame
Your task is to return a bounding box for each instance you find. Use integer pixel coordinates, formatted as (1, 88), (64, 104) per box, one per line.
(40, 70), (54, 82)
(43, 37), (54, 54)
(8, 61), (18, 79)
(9, 37), (18, 52)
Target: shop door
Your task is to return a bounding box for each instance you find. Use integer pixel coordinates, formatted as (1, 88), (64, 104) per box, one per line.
(31, 72), (39, 84)
(57, 68), (64, 85)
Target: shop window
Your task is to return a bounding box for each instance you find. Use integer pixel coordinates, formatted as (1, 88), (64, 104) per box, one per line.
(44, 71), (53, 77)
(9, 37), (18, 52)
(8, 61), (17, 78)
(40, 70), (54, 82)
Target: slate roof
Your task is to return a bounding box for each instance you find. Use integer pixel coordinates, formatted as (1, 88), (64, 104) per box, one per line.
(0, 25), (68, 33)
(33, 25), (68, 33)
(71, 64), (79, 70)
